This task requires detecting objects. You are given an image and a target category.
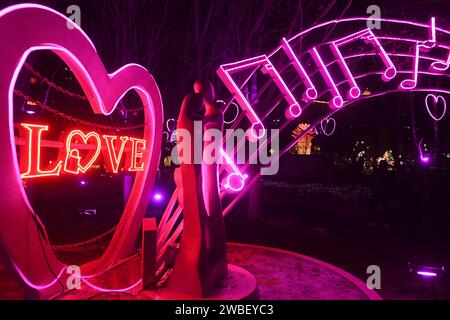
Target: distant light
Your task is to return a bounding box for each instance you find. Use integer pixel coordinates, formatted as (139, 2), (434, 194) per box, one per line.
(417, 271), (437, 278)
(26, 110), (36, 115)
(420, 156), (430, 163)
(80, 180), (87, 186)
(362, 88), (372, 96)
(80, 209), (96, 216)
(153, 193), (163, 201)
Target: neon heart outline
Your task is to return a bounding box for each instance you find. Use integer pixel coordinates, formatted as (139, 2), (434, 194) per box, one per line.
(320, 117), (336, 136)
(425, 93), (447, 121)
(0, 4), (163, 298)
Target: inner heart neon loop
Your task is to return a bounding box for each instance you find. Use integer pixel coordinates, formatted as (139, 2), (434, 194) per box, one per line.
(0, 4), (163, 298)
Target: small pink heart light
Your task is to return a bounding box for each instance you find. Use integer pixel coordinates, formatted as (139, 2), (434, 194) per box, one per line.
(320, 117), (336, 136)
(425, 93), (447, 121)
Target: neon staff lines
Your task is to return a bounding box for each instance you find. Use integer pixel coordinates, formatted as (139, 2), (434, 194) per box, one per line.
(218, 17), (448, 139)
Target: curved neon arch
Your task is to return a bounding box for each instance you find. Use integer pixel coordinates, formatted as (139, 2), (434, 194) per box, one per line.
(158, 16), (449, 277)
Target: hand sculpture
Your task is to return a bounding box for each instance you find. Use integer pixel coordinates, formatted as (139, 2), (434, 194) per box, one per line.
(167, 81), (227, 297)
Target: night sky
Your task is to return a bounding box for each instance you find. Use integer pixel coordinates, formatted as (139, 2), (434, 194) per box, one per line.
(2, 0), (449, 116)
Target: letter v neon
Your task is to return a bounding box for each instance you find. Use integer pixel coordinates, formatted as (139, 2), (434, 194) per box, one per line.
(103, 135), (129, 173)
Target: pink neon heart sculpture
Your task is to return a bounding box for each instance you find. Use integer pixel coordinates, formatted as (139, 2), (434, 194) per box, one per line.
(425, 94), (447, 121)
(320, 117), (336, 136)
(0, 4), (163, 298)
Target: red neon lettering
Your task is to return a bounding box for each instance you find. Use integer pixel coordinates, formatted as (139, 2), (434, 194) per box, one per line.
(19, 123), (63, 178)
(127, 138), (146, 172)
(18, 123), (146, 178)
(102, 135), (129, 173)
(62, 130), (102, 174)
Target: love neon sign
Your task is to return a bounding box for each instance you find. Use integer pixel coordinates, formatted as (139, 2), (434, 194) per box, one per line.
(18, 123), (146, 179)
(0, 4), (163, 298)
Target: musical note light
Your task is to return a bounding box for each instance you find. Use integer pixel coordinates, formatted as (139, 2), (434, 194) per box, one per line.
(330, 41), (361, 99)
(429, 17), (437, 44)
(310, 47), (344, 109)
(431, 53), (450, 71)
(261, 61), (302, 118)
(400, 41), (438, 90)
(281, 37), (318, 101)
(400, 43), (425, 90)
(218, 54), (303, 135)
(220, 147), (248, 192)
(217, 55), (267, 139)
(332, 28), (397, 86)
(401, 17), (439, 90)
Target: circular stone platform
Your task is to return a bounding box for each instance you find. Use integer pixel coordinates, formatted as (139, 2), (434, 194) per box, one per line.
(227, 243), (381, 300)
(0, 242), (381, 300)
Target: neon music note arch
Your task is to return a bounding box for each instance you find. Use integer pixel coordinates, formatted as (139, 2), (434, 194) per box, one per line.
(157, 15), (449, 278)
(212, 16), (449, 196)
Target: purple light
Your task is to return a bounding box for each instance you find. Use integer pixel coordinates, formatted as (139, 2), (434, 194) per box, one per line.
(420, 156), (430, 163)
(80, 180), (87, 186)
(153, 193), (163, 201)
(25, 110), (36, 115)
(417, 271), (437, 278)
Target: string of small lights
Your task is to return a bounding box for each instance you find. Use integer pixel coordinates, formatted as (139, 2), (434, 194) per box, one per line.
(51, 226), (117, 250)
(24, 62), (89, 101)
(24, 62), (144, 112)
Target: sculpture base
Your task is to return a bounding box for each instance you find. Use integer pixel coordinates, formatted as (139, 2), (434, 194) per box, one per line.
(156, 264), (256, 300)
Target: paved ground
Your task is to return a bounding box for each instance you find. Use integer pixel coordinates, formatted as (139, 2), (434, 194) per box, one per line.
(0, 243), (377, 300)
(226, 213), (450, 300)
(57, 242), (379, 300)
(227, 243), (378, 300)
